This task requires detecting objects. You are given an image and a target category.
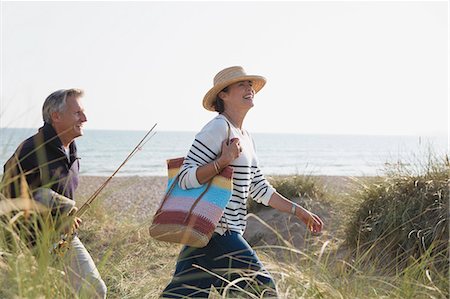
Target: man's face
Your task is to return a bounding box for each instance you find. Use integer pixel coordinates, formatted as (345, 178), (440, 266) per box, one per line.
(53, 95), (87, 142)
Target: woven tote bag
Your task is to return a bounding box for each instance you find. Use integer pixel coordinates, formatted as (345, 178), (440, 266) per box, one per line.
(149, 120), (233, 247)
(149, 157), (233, 247)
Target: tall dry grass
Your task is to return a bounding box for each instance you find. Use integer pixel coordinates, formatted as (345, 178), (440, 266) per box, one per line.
(0, 207), (77, 298)
(0, 156), (449, 298)
(345, 155), (449, 270)
(343, 154), (449, 297)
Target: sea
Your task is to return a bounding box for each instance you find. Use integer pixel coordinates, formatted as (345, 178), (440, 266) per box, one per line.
(0, 128), (447, 177)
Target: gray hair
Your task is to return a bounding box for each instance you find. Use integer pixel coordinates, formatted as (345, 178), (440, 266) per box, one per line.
(42, 88), (84, 124)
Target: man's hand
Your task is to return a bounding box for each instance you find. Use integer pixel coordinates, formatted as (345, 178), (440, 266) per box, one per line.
(65, 207), (82, 234)
(72, 216), (82, 231)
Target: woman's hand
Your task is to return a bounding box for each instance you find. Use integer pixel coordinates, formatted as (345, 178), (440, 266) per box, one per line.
(217, 138), (241, 168)
(195, 138), (241, 184)
(268, 192), (324, 234)
(295, 206), (323, 234)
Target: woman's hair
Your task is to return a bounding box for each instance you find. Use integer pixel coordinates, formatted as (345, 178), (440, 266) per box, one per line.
(42, 88), (84, 124)
(213, 86), (229, 113)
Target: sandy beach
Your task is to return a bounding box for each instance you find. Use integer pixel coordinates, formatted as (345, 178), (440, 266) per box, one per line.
(76, 175), (357, 217)
(76, 176), (168, 223)
(76, 175), (364, 249)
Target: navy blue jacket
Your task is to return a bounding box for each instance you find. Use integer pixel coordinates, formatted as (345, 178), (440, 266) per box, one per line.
(2, 123), (80, 202)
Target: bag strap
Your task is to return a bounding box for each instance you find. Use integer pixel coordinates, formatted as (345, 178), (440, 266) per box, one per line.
(219, 118), (232, 234)
(183, 120), (231, 223)
(224, 119), (231, 145)
(183, 179), (213, 223)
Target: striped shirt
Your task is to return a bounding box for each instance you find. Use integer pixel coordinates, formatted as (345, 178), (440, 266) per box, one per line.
(178, 114), (275, 235)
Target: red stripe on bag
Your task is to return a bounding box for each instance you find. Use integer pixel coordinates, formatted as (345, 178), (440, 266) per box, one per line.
(167, 157), (185, 169)
(153, 211), (216, 235)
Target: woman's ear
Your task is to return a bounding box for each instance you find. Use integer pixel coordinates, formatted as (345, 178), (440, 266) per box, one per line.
(218, 91), (227, 101)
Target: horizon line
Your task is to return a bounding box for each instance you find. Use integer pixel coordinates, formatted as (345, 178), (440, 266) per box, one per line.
(1, 126), (447, 138)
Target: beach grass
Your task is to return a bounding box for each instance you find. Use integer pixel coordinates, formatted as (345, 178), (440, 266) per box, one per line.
(0, 156), (449, 298)
(247, 174), (326, 214)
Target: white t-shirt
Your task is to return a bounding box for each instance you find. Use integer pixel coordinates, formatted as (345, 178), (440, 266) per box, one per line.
(64, 147), (70, 160)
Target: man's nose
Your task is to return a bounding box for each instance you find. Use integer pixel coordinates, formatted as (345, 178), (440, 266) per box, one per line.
(81, 112), (87, 122)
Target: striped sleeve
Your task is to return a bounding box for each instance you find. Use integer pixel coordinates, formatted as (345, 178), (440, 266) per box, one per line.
(178, 118), (228, 189)
(248, 132), (275, 206)
(249, 167), (275, 206)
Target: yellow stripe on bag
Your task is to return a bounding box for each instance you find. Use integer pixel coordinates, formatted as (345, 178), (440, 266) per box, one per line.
(168, 167), (181, 178)
(168, 164), (232, 187)
(212, 175), (232, 189)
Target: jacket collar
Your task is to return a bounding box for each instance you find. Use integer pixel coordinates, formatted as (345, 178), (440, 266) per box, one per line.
(39, 122), (78, 159)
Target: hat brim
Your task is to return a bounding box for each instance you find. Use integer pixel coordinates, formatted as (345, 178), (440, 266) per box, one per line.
(202, 75), (266, 111)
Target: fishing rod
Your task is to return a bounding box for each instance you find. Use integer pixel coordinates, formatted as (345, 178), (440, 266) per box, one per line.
(76, 123), (157, 217)
(52, 123), (157, 255)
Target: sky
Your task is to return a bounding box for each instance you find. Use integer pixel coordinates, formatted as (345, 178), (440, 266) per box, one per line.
(1, 1), (448, 136)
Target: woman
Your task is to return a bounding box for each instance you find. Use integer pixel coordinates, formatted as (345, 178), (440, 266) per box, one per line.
(162, 66), (323, 298)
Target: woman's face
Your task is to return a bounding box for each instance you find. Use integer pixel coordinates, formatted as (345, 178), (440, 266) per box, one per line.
(220, 80), (255, 112)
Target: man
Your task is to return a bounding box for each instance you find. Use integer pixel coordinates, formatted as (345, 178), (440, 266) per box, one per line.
(1, 89), (107, 298)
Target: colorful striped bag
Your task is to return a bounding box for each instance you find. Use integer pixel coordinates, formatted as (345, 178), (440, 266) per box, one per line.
(149, 157), (233, 248)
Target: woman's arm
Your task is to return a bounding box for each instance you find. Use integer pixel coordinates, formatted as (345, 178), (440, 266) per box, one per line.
(268, 192), (324, 233)
(178, 119), (233, 189)
(195, 138), (241, 185)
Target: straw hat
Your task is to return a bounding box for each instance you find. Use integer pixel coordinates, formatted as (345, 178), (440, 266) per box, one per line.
(202, 66), (266, 111)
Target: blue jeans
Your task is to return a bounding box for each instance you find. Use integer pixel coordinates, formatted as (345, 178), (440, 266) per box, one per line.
(162, 231), (277, 298)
